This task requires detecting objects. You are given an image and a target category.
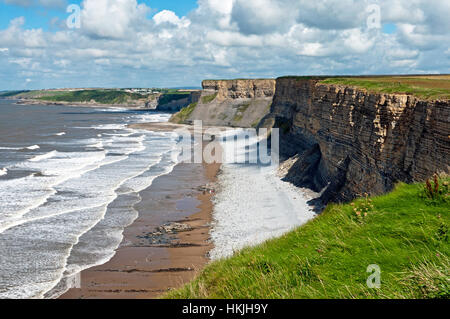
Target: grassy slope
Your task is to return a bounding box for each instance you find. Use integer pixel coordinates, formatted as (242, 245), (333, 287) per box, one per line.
(0, 90), (31, 97)
(170, 102), (198, 123)
(320, 76), (450, 100)
(201, 93), (218, 104)
(35, 90), (145, 104)
(170, 92), (217, 124)
(167, 179), (449, 299)
(157, 92), (190, 105)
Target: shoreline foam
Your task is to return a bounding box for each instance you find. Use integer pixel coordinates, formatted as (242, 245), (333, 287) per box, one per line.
(60, 158), (220, 299)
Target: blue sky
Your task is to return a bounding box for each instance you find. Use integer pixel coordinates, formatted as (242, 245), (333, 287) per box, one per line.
(0, 0), (449, 90)
(0, 1), (198, 30)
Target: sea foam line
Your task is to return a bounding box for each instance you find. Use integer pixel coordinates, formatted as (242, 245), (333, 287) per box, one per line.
(0, 145), (40, 151)
(29, 150), (58, 162)
(0, 132), (155, 233)
(0, 152), (110, 233)
(26, 145), (40, 150)
(42, 148), (181, 298)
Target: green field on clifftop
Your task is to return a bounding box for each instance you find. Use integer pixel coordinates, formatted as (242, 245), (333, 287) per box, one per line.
(36, 89), (144, 104)
(321, 76), (450, 100)
(167, 178), (449, 299)
(1, 88), (192, 105)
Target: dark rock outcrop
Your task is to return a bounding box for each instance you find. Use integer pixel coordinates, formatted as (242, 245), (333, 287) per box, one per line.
(154, 91), (201, 112)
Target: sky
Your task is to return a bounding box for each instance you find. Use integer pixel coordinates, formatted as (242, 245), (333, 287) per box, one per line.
(0, 0), (449, 90)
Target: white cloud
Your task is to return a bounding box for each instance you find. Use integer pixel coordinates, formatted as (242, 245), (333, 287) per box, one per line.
(153, 10), (190, 28)
(81, 0), (150, 39)
(0, 0), (449, 89)
(231, 0), (299, 35)
(342, 29), (374, 53)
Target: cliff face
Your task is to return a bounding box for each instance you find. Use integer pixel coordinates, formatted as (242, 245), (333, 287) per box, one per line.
(153, 91), (201, 112)
(172, 79), (275, 127)
(202, 79), (276, 100)
(266, 78), (450, 202)
(170, 77), (449, 203)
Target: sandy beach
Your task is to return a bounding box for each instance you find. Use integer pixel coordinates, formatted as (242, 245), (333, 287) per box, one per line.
(60, 127), (220, 299)
(57, 120), (316, 298)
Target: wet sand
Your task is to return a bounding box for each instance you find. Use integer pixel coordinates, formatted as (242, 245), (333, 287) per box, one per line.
(61, 153), (220, 299)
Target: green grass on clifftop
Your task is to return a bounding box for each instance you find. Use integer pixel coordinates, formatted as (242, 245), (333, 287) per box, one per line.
(167, 178), (449, 299)
(157, 92), (190, 105)
(170, 102), (198, 124)
(202, 93), (218, 104)
(0, 90), (30, 97)
(36, 89), (144, 104)
(321, 76), (450, 100)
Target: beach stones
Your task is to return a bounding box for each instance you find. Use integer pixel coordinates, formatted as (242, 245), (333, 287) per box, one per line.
(158, 222), (192, 233)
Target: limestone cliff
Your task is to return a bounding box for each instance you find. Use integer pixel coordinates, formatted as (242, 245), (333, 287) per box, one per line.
(171, 79), (275, 127)
(263, 78), (450, 202)
(170, 77), (450, 203)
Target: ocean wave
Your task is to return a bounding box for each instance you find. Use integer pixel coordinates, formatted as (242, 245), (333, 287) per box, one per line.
(44, 145), (181, 298)
(26, 145), (40, 150)
(0, 110), (180, 298)
(96, 107), (129, 112)
(102, 132), (134, 137)
(93, 124), (127, 130)
(0, 168), (7, 176)
(0, 151), (109, 233)
(29, 150), (58, 162)
(0, 146), (21, 150)
(0, 145), (40, 151)
(87, 141), (103, 149)
(0, 141), (179, 298)
(54, 132), (66, 136)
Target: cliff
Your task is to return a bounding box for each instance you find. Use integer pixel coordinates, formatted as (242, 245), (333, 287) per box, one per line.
(153, 91), (201, 112)
(170, 77), (450, 203)
(171, 79), (275, 127)
(263, 78), (450, 202)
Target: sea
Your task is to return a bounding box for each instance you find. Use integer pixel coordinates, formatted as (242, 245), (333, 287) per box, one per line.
(0, 100), (180, 298)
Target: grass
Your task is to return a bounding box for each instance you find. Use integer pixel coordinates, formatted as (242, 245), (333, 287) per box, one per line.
(166, 177), (449, 299)
(233, 102), (251, 122)
(251, 120), (260, 128)
(157, 93), (190, 105)
(202, 93), (218, 104)
(170, 102), (198, 123)
(35, 89), (145, 104)
(320, 76), (450, 100)
(0, 90), (31, 97)
(5, 89), (191, 106)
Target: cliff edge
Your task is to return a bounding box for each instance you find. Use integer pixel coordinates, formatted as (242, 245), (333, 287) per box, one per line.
(264, 78), (450, 203)
(171, 76), (450, 203)
(171, 79), (275, 127)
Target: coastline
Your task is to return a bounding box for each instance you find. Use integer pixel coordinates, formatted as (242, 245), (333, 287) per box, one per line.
(10, 98), (151, 109)
(60, 139), (220, 299)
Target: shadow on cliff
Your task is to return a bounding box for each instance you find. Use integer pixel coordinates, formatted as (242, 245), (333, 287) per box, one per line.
(268, 117), (354, 213)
